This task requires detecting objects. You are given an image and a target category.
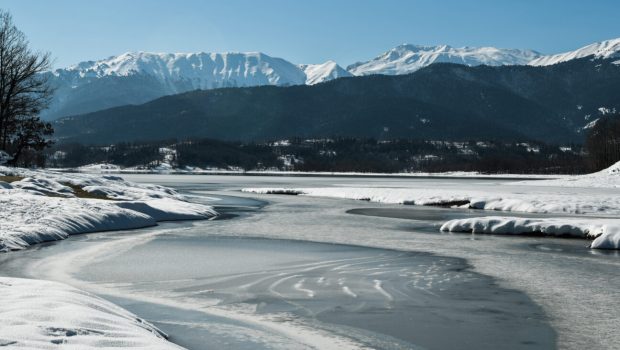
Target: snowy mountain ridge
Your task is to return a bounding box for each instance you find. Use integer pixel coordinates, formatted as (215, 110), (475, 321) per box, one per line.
(55, 51), (308, 89)
(43, 37), (620, 120)
(53, 37), (620, 84)
(529, 38), (620, 66)
(347, 44), (542, 76)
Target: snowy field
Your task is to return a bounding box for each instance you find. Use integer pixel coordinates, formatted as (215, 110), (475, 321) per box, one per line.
(0, 166), (217, 348)
(243, 161), (620, 249)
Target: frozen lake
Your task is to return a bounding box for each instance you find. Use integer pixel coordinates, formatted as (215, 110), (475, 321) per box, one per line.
(1, 174), (619, 349)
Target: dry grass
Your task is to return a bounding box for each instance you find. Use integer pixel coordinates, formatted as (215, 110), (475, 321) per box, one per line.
(0, 175), (24, 183)
(0, 176), (111, 200)
(61, 182), (112, 200)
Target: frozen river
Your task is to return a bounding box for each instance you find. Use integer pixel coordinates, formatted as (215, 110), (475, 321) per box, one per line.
(1, 174), (619, 349)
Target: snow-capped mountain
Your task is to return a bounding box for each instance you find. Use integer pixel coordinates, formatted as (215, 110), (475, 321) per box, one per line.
(44, 38), (620, 120)
(54, 51), (307, 90)
(299, 60), (352, 85)
(347, 44), (541, 76)
(45, 51), (333, 119)
(528, 38), (620, 66)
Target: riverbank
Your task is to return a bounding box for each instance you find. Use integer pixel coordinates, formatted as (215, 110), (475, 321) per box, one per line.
(2, 172), (620, 349)
(242, 161), (620, 249)
(0, 166), (217, 348)
(0, 166), (217, 251)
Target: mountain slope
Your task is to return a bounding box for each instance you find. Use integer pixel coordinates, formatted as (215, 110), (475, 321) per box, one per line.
(53, 57), (620, 145)
(43, 44), (542, 120)
(300, 61), (352, 85)
(54, 51), (307, 88)
(529, 38), (620, 66)
(43, 37), (620, 121)
(347, 44), (541, 76)
(44, 51), (309, 120)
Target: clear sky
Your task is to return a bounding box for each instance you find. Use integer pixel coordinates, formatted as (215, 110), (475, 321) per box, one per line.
(3, 0), (619, 68)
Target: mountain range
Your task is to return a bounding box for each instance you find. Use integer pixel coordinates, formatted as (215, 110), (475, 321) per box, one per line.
(53, 55), (620, 145)
(44, 37), (620, 121)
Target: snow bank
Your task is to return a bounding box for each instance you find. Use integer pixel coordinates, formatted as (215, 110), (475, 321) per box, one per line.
(243, 168), (620, 250)
(517, 161), (620, 189)
(242, 187), (620, 215)
(0, 192), (156, 251)
(0, 166), (217, 251)
(440, 216), (620, 249)
(0, 277), (181, 349)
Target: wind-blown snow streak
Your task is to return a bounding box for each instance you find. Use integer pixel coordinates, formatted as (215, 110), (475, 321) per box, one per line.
(0, 277), (182, 349)
(0, 166), (216, 251)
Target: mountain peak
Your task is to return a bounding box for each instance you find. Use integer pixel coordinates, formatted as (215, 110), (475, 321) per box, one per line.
(299, 60), (352, 85)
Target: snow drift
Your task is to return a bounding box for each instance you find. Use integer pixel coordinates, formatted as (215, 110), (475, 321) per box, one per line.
(0, 277), (182, 349)
(439, 216), (620, 249)
(0, 166), (217, 251)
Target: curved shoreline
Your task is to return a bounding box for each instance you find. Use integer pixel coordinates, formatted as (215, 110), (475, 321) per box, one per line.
(10, 225), (557, 350)
(3, 174), (620, 349)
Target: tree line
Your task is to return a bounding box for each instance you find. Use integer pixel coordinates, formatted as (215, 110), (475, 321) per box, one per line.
(47, 137), (590, 174)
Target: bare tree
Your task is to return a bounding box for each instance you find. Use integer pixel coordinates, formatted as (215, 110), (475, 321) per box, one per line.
(0, 10), (53, 166)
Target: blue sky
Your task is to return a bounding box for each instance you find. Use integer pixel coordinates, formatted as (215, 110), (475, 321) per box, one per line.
(3, 0), (619, 68)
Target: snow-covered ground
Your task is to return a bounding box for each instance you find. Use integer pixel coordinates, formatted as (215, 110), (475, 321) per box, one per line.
(0, 277), (182, 349)
(243, 162), (620, 249)
(0, 166), (217, 251)
(60, 163), (561, 179)
(0, 167), (218, 348)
